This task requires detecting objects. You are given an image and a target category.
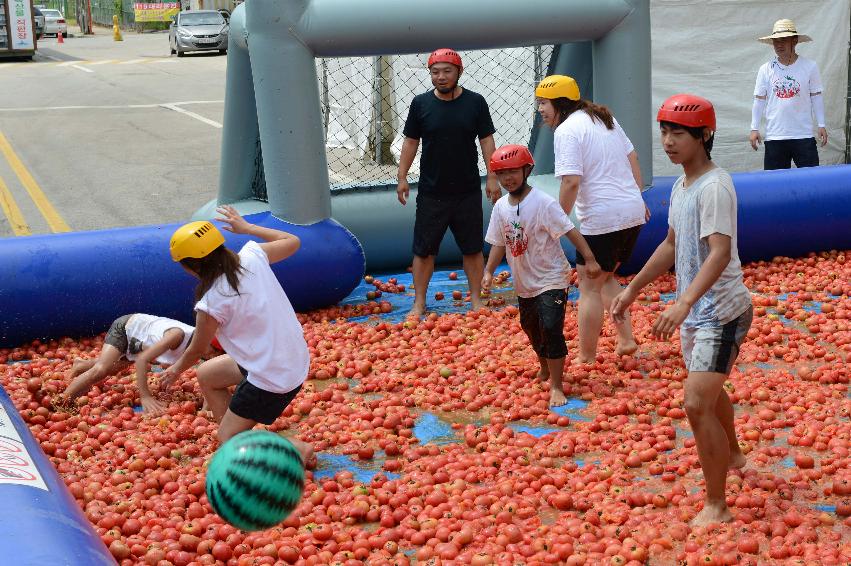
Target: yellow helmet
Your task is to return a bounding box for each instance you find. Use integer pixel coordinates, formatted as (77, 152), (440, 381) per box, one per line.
(535, 75), (580, 101)
(169, 221), (225, 262)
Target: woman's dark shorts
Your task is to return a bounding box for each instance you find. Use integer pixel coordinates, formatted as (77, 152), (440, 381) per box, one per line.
(104, 314), (133, 355)
(517, 288), (569, 359)
(575, 225), (642, 273)
(413, 191), (484, 257)
(229, 365), (302, 425)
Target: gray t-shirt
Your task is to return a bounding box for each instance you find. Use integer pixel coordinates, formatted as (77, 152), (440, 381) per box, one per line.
(668, 167), (752, 328)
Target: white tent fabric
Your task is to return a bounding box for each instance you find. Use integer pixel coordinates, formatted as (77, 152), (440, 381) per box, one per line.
(650, 0), (849, 176)
(318, 0), (848, 180)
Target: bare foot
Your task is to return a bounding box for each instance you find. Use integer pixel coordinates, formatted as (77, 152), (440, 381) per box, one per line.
(615, 341), (639, 356)
(729, 450), (747, 470)
(287, 437), (315, 469)
(407, 304), (425, 319)
(691, 502), (733, 527)
(536, 366), (550, 381)
(549, 388), (567, 407)
(573, 356), (596, 366)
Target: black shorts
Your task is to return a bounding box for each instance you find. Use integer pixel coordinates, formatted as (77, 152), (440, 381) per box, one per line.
(764, 138), (819, 170)
(229, 365), (302, 425)
(413, 191), (484, 257)
(104, 314), (133, 355)
(575, 225), (642, 273)
(517, 289), (568, 359)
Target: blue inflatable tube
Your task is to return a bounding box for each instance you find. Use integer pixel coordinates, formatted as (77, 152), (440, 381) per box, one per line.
(0, 387), (115, 565)
(0, 212), (364, 348)
(621, 165), (851, 274)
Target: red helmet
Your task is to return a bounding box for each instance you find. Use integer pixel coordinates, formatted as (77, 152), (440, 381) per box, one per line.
(490, 144), (535, 172)
(427, 48), (463, 71)
(657, 94), (716, 131)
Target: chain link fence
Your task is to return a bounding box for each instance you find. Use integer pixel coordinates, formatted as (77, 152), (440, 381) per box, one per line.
(306, 46), (553, 193)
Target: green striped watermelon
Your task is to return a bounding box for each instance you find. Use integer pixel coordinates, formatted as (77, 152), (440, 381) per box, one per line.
(205, 430), (305, 531)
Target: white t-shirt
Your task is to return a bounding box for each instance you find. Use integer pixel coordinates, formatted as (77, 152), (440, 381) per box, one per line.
(754, 56), (823, 141)
(668, 168), (752, 328)
(124, 314), (194, 365)
(553, 111), (646, 235)
(485, 188), (575, 298)
(195, 241), (309, 394)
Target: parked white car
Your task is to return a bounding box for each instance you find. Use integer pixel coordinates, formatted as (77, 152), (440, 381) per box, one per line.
(41, 8), (67, 37)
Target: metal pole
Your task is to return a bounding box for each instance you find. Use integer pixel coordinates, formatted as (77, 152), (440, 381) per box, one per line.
(845, 13), (850, 163)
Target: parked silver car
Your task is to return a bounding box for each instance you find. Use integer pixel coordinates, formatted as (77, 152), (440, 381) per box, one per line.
(169, 10), (228, 57)
(41, 8), (67, 37)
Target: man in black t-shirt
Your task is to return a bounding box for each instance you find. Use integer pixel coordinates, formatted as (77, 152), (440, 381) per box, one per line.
(397, 48), (498, 318)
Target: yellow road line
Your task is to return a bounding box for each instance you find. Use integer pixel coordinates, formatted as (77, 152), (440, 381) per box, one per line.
(0, 173), (30, 236)
(0, 131), (70, 232)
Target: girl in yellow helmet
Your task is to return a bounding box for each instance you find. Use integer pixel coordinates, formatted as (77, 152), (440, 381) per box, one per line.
(161, 206), (313, 464)
(535, 75), (648, 364)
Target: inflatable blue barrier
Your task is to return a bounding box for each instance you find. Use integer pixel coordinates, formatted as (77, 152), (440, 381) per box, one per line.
(0, 387), (115, 565)
(621, 165), (851, 274)
(0, 212), (364, 348)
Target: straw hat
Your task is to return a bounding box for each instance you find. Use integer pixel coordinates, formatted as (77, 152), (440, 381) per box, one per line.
(758, 19), (812, 44)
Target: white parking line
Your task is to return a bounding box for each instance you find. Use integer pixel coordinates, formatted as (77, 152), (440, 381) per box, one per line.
(56, 61), (82, 66)
(119, 59), (146, 65)
(71, 64), (94, 73)
(88, 60), (118, 65)
(0, 100), (223, 112)
(153, 59), (178, 64)
(160, 103), (222, 128)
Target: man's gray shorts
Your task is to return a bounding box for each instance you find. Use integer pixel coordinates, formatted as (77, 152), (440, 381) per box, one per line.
(680, 305), (753, 374)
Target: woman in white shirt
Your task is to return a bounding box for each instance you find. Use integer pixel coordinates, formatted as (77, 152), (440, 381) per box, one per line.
(161, 207), (312, 464)
(535, 75), (647, 364)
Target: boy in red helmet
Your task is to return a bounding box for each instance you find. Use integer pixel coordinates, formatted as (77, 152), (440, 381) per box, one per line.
(482, 144), (600, 407)
(397, 48), (499, 318)
(612, 95), (753, 527)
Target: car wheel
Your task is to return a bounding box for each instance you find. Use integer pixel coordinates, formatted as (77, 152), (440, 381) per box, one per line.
(219, 49), (227, 55)
(170, 45), (175, 55)
(177, 50), (185, 58)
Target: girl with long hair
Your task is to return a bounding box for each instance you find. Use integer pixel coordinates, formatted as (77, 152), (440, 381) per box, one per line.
(160, 206), (313, 464)
(536, 75), (648, 364)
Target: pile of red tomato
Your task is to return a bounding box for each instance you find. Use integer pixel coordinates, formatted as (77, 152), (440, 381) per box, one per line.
(1, 250), (850, 566)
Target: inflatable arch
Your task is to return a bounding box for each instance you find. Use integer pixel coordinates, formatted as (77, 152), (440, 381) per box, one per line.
(1, 0), (652, 347)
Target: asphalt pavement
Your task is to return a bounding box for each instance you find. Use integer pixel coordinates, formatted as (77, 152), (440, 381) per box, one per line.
(0, 30), (226, 237)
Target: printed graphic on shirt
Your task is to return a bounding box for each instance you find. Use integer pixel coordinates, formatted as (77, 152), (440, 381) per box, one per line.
(770, 67), (801, 99)
(504, 220), (528, 257)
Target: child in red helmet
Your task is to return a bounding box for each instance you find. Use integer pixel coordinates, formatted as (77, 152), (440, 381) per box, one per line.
(482, 144), (600, 407)
(612, 94), (753, 527)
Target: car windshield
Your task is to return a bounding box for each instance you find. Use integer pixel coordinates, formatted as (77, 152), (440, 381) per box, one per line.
(43, 9), (62, 16)
(179, 12), (224, 26)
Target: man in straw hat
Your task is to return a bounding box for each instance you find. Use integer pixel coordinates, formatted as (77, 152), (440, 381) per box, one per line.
(749, 18), (827, 170)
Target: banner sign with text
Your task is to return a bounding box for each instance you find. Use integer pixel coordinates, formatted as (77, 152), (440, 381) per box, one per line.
(134, 2), (180, 22)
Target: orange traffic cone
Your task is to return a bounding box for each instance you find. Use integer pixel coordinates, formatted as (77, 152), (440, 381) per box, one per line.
(57, 31), (64, 43)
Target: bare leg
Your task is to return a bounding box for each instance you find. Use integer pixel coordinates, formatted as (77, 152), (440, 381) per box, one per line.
(410, 254), (435, 318)
(217, 409), (257, 443)
(62, 344), (127, 400)
(196, 355), (244, 423)
(546, 357), (567, 407)
(685, 370), (734, 527)
(601, 274), (638, 356)
(715, 388), (746, 469)
(462, 252), (485, 310)
(536, 355), (550, 380)
(576, 265), (606, 364)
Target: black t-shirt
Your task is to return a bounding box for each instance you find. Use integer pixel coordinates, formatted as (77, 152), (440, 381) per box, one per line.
(402, 88), (496, 196)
